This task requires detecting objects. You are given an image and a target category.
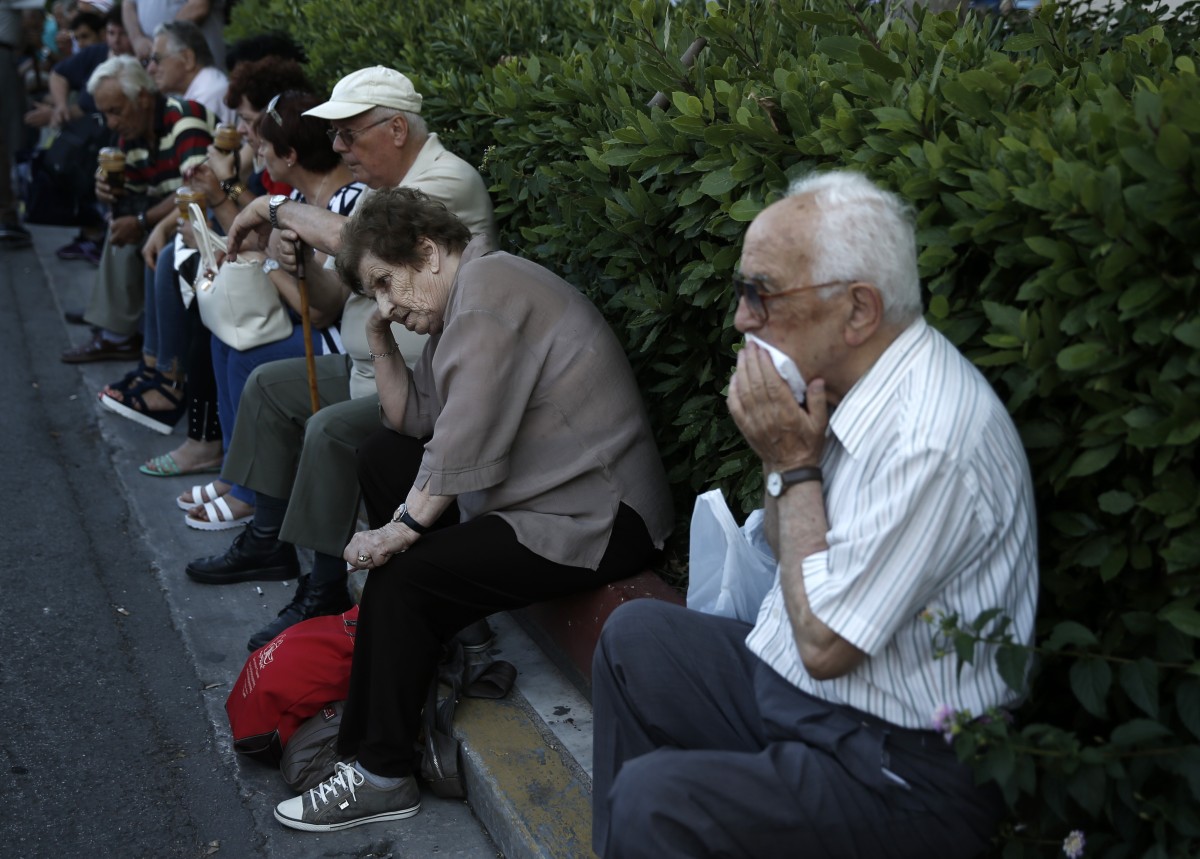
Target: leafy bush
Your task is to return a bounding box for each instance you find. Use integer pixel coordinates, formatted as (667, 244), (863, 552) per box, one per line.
(227, 0), (1200, 853)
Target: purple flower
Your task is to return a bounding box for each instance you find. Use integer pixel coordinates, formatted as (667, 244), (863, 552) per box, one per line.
(1062, 830), (1085, 859)
(932, 704), (956, 743)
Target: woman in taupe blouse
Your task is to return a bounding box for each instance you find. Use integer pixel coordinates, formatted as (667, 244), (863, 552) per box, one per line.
(273, 187), (674, 833)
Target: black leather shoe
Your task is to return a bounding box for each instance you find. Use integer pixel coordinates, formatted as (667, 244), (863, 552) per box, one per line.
(247, 574), (354, 650)
(186, 526), (300, 585)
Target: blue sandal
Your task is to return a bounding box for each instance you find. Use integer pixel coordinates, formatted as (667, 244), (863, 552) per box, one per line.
(98, 372), (186, 435)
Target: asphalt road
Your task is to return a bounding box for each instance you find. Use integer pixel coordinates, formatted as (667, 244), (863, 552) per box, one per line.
(0, 230), (500, 859)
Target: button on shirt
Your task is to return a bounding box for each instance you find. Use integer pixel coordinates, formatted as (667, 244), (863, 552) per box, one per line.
(745, 318), (1039, 729)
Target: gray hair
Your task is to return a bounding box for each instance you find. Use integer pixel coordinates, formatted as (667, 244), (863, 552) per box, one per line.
(154, 20), (214, 67)
(786, 170), (922, 325)
(401, 110), (427, 139)
(87, 54), (156, 99)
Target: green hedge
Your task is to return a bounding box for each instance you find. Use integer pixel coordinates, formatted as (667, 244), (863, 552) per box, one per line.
(230, 0), (1200, 853)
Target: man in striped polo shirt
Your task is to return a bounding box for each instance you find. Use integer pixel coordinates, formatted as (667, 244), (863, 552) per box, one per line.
(61, 54), (213, 363)
(592, 171), (1039, 858)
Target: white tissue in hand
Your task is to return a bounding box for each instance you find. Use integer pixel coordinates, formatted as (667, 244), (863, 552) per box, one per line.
(746, 333), (806, 402)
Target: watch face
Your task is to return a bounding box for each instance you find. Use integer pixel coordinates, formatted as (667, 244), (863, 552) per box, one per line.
(269, 194), (288, 206)
(766, 472), (783, 497)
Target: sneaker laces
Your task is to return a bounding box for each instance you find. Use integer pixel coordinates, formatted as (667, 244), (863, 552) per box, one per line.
(307, 761), (364, 813)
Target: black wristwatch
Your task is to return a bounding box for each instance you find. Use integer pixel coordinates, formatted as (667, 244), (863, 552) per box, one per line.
(765, 466), (823, 497)
(391, 503), (430, 534)
(268, 193), (289, 229)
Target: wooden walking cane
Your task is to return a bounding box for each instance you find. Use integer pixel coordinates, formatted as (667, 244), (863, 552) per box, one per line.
(294, 241), (321, 415)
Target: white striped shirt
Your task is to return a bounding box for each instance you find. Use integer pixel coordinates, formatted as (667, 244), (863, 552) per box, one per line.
(745, 318), (1038, 729)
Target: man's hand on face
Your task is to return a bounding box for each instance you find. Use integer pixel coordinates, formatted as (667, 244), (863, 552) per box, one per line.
(728, 342), (829, 471)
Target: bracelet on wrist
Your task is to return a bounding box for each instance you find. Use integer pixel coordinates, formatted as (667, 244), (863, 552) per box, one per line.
(136, 212), (148, 232)
(369, 343), (399, 361)
(220, 177), (246, 203)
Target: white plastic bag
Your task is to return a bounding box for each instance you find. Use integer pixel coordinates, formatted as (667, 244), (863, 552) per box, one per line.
(686, 489), (778, 622)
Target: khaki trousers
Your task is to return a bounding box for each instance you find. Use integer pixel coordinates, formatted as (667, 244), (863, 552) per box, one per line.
(220, 354), (384, 557)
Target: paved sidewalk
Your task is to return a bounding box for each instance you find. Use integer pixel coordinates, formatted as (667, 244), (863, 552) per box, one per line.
(28, 223), (599, 859)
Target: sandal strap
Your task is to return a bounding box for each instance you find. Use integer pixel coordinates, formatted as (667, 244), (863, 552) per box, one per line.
(206, 496), (235, 523)
(124, 372), (184, 406)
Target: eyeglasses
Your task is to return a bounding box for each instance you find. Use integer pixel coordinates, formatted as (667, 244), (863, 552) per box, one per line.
(327, 115), (394, 147)
(147, 51), (174, 65)
(266, 94), (284, 128)
(733, 273), (851, 323)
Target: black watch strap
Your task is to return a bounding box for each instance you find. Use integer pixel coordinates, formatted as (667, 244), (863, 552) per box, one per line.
(392, 503), (430, 534)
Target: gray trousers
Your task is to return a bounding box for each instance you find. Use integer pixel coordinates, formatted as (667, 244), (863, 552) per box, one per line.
(591, 600), (1005, 859)
(84, 235), (146, 335)
(220, 354), (383, 558)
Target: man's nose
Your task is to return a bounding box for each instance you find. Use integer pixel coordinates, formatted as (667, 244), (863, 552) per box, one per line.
(733, 295), (760, 333)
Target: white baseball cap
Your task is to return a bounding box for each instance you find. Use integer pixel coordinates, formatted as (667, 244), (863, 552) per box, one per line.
(303, 66), (423, 120)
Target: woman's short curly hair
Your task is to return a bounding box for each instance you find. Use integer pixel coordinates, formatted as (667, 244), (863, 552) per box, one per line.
(336, 188), (472, 295)
(224, 57), (310, 112)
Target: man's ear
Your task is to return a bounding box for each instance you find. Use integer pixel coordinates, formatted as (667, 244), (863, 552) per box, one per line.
(843, 282), (884, 347)
(388, 113), (409, 149)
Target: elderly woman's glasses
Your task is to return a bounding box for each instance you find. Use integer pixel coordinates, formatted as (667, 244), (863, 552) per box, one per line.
(266, 93), (284, 126)
(733, 274), (851, 323)
(327, 115), (393, 146)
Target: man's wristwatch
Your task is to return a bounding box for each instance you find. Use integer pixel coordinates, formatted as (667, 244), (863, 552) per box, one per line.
(391, 503), (430, 535)
(765, 466), (823, 497)
(261, 258), (281, 275)
(268, 193), (290, 229)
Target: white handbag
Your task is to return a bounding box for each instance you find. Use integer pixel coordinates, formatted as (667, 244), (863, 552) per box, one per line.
(190, 202), (293, 351)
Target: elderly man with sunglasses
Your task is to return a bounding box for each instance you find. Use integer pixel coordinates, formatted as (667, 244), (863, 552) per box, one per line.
(185, 66), (495, 653)
(590, 171), (1039, 859)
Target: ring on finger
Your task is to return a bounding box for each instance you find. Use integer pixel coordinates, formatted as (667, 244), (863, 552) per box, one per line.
(357, 553), (370, 564)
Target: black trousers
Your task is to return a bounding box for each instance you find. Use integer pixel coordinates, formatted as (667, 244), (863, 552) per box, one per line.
(591, 600), (1005, 859)
(337, 428), (655, 776)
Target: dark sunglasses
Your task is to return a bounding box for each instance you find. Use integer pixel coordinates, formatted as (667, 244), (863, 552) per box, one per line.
(733, 274), (851, 322)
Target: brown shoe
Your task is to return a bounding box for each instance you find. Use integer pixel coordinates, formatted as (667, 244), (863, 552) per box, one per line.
(61, 331), (143, 364)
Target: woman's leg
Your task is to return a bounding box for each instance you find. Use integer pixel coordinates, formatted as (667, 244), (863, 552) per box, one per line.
(150, 242), (191, 377)
(338, 430), (655, 777)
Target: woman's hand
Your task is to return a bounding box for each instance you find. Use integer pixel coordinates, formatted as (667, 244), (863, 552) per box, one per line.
(185, 157), (223, 201)
(344, 522), (419, 570)
(141, 217), (178, 269)
(205, 144), (237, 184)
(728, 343), (829, 471)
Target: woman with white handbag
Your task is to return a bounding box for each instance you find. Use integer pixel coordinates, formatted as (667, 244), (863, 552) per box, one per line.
(183, 90), (365, 530)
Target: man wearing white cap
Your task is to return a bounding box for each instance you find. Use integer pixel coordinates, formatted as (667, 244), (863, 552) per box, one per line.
(186, 67), (495, 661)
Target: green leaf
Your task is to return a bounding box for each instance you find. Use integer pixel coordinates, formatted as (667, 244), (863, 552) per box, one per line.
(1070, 657), (1111, 718)
(858, 45), (904, 79)
(996, 645), (1030, 693)
(697, 168), (739, 198)
(1118, 659), (1159, 719)
(1110, 718), (1172, 746)
(1065, 443), (1121, 479)
(1067, 764), (1106, 816)
(1003, 33), (1042, 52)
(1161, 605), (1200, 638)
(1046, 621), (1100, 650)
(1098, 491), (1135, 514)
(1056, 342), (1106, 371)
(727, 198), (763, 223)
(1178, 680), (1200, 741)
(1155, 124), (1190, 171)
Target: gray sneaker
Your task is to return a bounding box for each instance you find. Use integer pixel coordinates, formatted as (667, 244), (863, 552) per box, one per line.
(274, 762), (421, 832)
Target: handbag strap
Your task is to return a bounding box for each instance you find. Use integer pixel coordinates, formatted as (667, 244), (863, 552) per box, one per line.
(188, 202), (227, 273)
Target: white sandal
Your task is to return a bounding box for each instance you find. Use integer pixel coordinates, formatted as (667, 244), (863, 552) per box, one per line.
(176, 480), (227, 511)
(184, 496), (253, 531)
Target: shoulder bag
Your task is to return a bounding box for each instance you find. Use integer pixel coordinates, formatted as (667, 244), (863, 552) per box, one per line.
(190, 202), (293, 351)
